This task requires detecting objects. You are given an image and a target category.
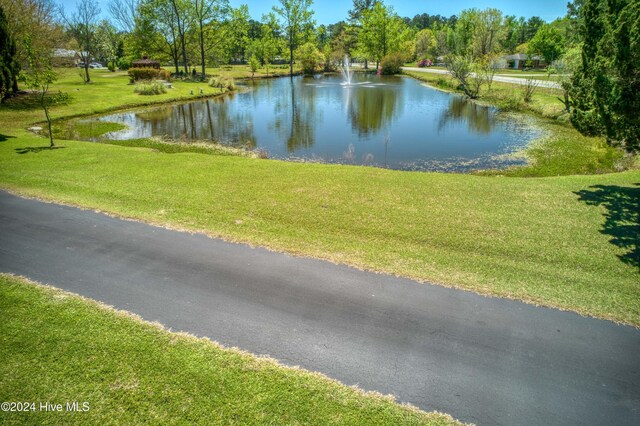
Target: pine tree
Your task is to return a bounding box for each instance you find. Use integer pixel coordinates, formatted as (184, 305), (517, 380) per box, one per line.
(570, 0), (640, 151)
(0, 5), (20, 101)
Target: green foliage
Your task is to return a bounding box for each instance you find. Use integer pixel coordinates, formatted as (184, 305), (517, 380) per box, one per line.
(295, 41), (324, 74)
(117, 56), (133, 70)
(134, 81), (167, 95)
(208, 76), (235, 91)
(527, 24), (565, 64)
(273, 0), (315, 76)
(570, 0), (640, 152)
(445, 54), (483, 99)
(248, 54), (260, 77)
(380, 52), (404, 75)
(19, 34), (57, 147)
(128, 68), (171, 83)
(359, 2), (412, 64)
(0, 5), (19, 102)
(415, 28), (436, 60)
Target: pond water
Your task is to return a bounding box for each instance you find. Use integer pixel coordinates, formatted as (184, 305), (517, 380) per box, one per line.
(91, 74), (541, 172)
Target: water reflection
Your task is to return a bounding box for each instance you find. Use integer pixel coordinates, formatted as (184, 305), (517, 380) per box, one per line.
(271, 78), (319, 152)
(93, 75), (540, 172)
(347, 84), (400, 137)
(438, 97), (494, 134)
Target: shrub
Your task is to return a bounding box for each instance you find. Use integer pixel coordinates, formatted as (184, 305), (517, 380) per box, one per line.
(418, 58), (432, 68)
(134, 81), (167, 95)
(128, 68), (171, 83)
(522, 78), (539, 103)
(117, 57), (133, 70)
(208, 77), (235, 92)
(157, 69), (171, 81)
(380, 52), (404, 75)
(295, 42), (324, 75)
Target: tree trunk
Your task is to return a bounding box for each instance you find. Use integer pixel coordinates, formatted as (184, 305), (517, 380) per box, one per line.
(289, 45), (294, 77)
(85, 63), (90, 83)
(41, 91), (54, 147)
(199, 20), (206, 81)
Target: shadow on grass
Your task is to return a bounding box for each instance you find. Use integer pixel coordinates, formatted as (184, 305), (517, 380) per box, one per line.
(575, 184), (640, 270)
(15, 146), (66, 154)
(0, 134), (16, 142)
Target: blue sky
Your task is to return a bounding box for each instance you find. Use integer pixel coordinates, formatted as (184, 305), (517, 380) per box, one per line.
(60, 0), (568, 25)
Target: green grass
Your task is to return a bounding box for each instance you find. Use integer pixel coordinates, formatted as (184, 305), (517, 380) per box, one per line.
(0, 274), (462, 425)
(1, 67), (638, 327)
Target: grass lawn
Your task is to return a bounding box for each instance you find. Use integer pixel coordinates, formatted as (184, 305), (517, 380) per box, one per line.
(0, 67), (638, 327)
(0, 274), (462, 425)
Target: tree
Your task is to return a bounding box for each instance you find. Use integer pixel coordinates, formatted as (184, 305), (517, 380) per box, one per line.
(168, 0), (194, 74)
(94, 20), (120, 70)
(1, 0), (58, 91)
(446, 54), (483, 99)
(472, 8), (504, 57)
(348, 0), (376, 23)
(570, 0), (640, 151)
(61, 0), (101, 83)
(0, 5), (19, 101)
(273, 0), (315, 76)
(21, 34), (56, 147)
(193, 0), (229, 79)
(295, 41), (323, 74)
(414, 28), (435, 59)
(255, 12), (282, 75)
(137, 0), (181, 73)
(348, 0), (376, 68)
(527, 24), (565, 65)
(359, 2), (411, 68)
(108, 0), (139, 32)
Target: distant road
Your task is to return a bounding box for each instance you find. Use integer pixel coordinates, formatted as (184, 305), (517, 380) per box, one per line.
(402, 66), (562, 89)
(1, 191), (639, 426)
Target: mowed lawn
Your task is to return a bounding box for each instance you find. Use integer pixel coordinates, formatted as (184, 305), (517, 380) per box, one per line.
(0, 68), (638, 326)
(0, 274), (462, 425)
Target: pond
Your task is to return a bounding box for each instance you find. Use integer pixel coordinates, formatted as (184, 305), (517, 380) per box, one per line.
(89, 74), (541, 172)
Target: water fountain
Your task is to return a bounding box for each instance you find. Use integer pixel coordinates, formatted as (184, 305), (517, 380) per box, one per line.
(341, 55), (353, 86)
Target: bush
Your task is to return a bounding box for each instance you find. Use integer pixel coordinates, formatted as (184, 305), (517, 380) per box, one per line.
(418, 58), (432, 68)
(128, 68), (171, 83)
(134, 81), (167, 95)
(295, 42), (324, 75)
(117, 57), (133, 70)
(380, 52), (404, 75)
(208, 77), (235, 92)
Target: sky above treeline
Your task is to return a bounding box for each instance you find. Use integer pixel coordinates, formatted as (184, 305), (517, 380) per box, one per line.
(60, 0), (568, 25)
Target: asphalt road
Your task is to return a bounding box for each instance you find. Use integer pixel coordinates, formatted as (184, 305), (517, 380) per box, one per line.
(402, 67), (562, 89)
(1, 191), (638, 425)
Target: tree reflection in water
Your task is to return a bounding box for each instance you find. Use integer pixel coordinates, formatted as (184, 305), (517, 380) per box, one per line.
(438, 96), (495, 135)
(271, 78), (319, 152)
(347, 84), (400, 137)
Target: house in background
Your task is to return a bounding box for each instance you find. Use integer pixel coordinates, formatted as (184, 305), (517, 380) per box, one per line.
(52, 49), (81, 67)
(503, 53), (546, 70)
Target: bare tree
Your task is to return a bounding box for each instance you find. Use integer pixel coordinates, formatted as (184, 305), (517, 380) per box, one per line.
(60, 0), (101, 83)
(108, 0), (138, 33)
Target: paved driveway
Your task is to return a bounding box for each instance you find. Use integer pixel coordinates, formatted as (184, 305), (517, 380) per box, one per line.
(1, 191), (638, 425)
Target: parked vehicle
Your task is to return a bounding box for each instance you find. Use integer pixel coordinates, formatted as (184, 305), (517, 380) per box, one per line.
(89, 62), (103, 69)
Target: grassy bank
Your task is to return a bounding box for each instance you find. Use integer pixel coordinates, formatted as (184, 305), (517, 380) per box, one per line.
(0, 67), (638, 326)
(0, 274), (461, 425)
